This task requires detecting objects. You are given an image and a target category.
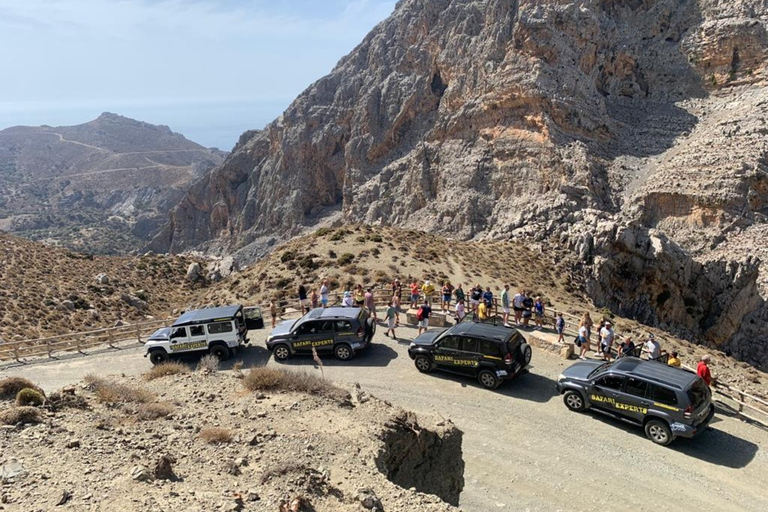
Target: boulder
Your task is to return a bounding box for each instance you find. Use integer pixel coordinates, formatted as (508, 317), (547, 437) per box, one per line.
(186, 262), (201, 282)
(95, 273), (109, 285)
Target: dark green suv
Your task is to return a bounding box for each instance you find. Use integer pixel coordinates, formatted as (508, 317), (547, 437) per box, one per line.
(408, 322), (532, 389)
(557, 357), (715, 446)
(266, 307), (375, 361)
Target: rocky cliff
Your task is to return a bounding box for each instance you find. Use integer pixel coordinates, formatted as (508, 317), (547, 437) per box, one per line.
(150, 0), (768, 367)
(0, 113), (225, 254)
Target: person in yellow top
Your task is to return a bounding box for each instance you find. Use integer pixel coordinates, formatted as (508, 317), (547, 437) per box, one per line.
(667, 351), (682, 367)
(421, 280), (435, 301)
(477, 301), (488, 321)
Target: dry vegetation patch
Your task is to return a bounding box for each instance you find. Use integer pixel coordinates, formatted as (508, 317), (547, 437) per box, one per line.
(84, 375), (154, 404)
(143, 362), (190, 381)
(0, 406), (44, 425)
(0, 377), (43, 401)
(15, 388), (45, 407)
(198, 427), (232, 444)
(243, 367), (349, 402)
(136, 402), (175, 421)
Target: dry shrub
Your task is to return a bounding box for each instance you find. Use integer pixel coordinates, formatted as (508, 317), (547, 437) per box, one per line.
(137, 402), (175, 421)
(0, 377), (43, 400)
(47, 391), (89, 411)
(84, 375), (154, 404)
(197, 355), (220, 373)
(0, 406), (44, 425)
(243, 368), (349, 401)
(15, 388), (44, 407)
(199, 427), (232, 444)
(143, 362), (190, 381)
(260, 462), (307, 484)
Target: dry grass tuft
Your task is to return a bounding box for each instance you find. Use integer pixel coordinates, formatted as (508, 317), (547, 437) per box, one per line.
(0, 377), (43, 400)
(242, 367), (349, 402)
(0, 406), (44, 425)
(143, 362), (190, 381)
(47, 391), (90, 411)
(15, 388), (45, 407)
(197, 354), (220, 373)
(84, 375), (155, 404)
(199, 427), (232, 444)
(136, 402), (175, 421)
(260, 462), (307, 484)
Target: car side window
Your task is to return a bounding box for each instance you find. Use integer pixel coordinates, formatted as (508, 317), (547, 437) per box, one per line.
(459, 337), (478, 353)
(296, 322), (317, 335)
(317, 321), (334, 333)
(595, 375), (624, 390)
(479, 339), (501, 357)
(649, 384), (678, 406)
(189, 326), (205, 337)
(208, 322), (233, 334)
(335, 320), (354, 333)
(439, 336), (460, 350)
(625, 377), (648, 398)
(170, 327), (187, 339)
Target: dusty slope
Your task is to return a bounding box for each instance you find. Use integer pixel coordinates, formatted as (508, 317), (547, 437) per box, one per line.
(0, 113), (224, 254)
(0, 233), (209, 341)
(0, 370), (461, 512)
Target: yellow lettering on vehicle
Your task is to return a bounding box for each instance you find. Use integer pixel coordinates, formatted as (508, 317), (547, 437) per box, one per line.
(653, 402), (680, 412)
(294, 339), (334, 348)
(169, 341), (207, 352)
(434, 355), (477, 366)
(590, 395), (647, 414)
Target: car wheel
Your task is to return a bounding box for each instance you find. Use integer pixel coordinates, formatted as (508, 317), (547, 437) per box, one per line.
(149, 349), (168, 366)
(518, 342), (532, 366)
(210, 345), (230, 361)
(366, 318), (375, 341)
(273, 344), (291, 361)
(563, 390), (586, 412)
(414, 355), (433, 373)
(478, 369), (500, 390)
(644, 419), (673, 446)
(334, 344), (354, 361)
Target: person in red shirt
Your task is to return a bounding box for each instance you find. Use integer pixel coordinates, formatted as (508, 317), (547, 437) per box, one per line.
(697, 354), (712, 386)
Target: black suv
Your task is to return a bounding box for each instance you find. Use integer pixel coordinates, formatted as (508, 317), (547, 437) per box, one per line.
(557, 357), (715, 446)
(266, 307), (375, 361)
(408, 322), (532, 389)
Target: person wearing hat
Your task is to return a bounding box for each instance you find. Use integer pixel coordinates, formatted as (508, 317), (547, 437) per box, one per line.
(599, 321), (614, 361)
(421, 280), (435, 302)
(342, 290), (354, 307)
(697, 354), (713, 386)
(642, 333), (662, 360)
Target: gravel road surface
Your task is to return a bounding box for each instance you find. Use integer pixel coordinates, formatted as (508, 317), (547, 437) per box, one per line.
(3, 324), (767, 512)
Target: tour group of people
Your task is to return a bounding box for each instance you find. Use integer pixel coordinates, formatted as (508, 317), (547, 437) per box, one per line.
(271, 278), (715, 386)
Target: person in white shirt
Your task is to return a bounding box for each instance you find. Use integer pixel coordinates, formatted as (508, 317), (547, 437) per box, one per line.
(342, 291), (354, 307)
(455, 299), (466, 323)
(599, 321), (614, 361)
(320, 281), (329, 308)
(642, 334), (662, 360)
(577, 324), (590, 360)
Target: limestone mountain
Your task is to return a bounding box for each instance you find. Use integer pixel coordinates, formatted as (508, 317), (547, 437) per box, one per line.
(150, 1), (768, 367)
(0, 113), (225, 254)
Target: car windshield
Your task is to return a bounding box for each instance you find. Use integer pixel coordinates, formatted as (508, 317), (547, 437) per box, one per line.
(588, 361), (614, 378)
(150, 327), (171, 339)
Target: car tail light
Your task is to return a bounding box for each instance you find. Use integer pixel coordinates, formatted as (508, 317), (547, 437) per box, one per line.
(504, 353), (513, 364)
(356, 327), (364, 338)
(684, 405), (693, 419)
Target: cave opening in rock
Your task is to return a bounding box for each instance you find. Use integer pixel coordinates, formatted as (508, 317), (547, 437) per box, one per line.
(431, 72), (448, 97)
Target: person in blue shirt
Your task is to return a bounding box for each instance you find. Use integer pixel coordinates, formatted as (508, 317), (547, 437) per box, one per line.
(482, 287), (493, 313)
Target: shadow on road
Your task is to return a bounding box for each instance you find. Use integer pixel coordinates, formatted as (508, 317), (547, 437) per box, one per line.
(247, 342), (399, 369)
(495, 368), (558, 403)
(673, 427), (759, 469)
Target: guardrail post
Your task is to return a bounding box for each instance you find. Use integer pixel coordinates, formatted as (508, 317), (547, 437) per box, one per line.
(13, 345), (20, 363)
(76, 337), (83, 354)
(46, 339), (52, 358)
(136, 325), (142, 344)
(739, 391), (745, 413)
(108, 329), (116, 349)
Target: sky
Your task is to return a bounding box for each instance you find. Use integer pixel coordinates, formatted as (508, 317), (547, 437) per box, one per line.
(0, 0), (397, 149)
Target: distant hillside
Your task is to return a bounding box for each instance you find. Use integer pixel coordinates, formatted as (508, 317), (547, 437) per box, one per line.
(0, 113), (225, 254)
(0, 232), (209, 341)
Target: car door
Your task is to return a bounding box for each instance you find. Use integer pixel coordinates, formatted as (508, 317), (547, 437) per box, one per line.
(187, 325), (208, 352)
(243, 307), (264, 330)
(620, 376), (652, 423)
(292, 321), (325, 354)
(455, 337), (482, 376)
(590, 374), (626, 414)
(168, 326), (189, 353)
(433, 336), (462, 372)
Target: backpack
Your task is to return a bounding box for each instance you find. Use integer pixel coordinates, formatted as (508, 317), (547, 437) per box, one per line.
(416, 307), (425, 320)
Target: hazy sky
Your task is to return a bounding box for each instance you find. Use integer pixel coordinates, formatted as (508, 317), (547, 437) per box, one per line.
(0, 0), (397, 149)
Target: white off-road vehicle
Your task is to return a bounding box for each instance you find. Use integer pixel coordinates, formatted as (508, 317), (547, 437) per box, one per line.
(144, 305), (249, 365)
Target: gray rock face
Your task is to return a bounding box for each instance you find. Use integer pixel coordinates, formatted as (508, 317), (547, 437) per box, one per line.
(149, 0), (768, 366)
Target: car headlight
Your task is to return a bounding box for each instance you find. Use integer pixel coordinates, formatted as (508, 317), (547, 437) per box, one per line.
(409, 343), (415, 349)
(558, 373), (565, 381)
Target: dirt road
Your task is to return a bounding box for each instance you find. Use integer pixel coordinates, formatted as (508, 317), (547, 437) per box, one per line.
(3, 326), (767, 512)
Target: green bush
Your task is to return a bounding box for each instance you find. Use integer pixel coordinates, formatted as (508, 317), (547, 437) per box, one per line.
(0, 377), (43, 400)
(16, 388), (45, 407)
(280, 250), (297, 263)
(314, 227), (333, 237)
(338, 253), (355, 265)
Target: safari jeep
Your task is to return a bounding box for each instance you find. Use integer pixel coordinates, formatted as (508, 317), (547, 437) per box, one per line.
(145, 305), (248, 365)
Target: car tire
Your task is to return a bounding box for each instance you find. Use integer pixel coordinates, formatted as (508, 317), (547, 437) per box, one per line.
(148, 349), (169, 366)
(334, 343), (354, 361)
(210, 344), (231, 361)
(644, 419), (673, 446)
(366, 318), (375, 341)
(414, 355), (433, 373)
(517, 342), (532, 366)
(273, 344), (291, 361)
(478, 369), (500, 390)
(563, 390), (586, 412)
